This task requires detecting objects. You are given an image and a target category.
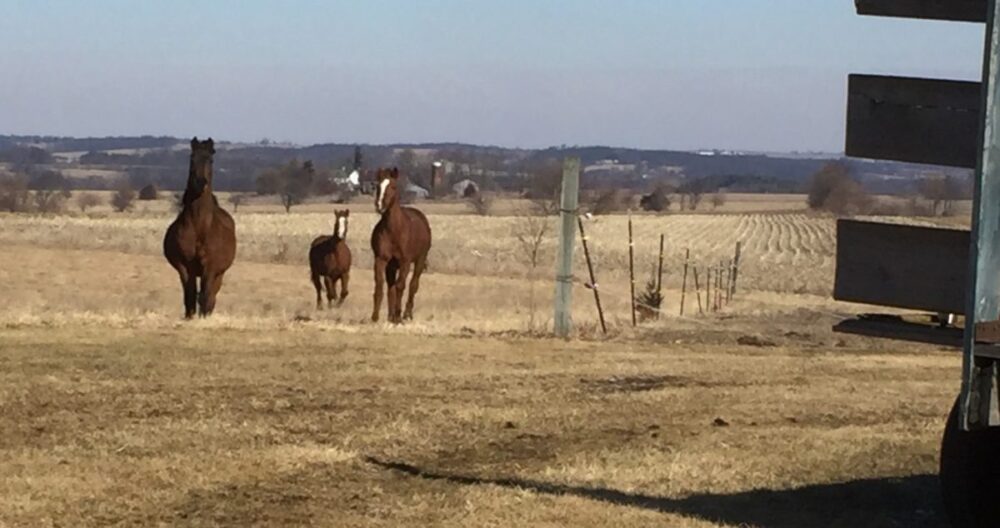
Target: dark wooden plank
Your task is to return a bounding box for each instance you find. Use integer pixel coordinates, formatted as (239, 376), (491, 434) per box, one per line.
(834, 316), (964, 347)
(834, 219), (970, 313)
(846, 74), (981, 168)
(856, 0), (987, 22)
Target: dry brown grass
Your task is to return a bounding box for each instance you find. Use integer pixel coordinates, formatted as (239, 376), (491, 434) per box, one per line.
(0, 201), (839, 295)
(0, 200), (965, 526)
(0, 321), (957, 527)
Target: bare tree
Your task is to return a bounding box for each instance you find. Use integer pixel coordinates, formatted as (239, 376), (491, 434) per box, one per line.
(0, 175), (31, 212)
(523, 158), (563, 215)
(710, 190), (727, 210)
(27, 170), (71, 213)
(228, 193), (246, 213)
(111, 182), (137, 212)
(76, 192), (103, 212)
(919, 174), (966, 216)
(465, 192), (494, 216)
(678, 178), (709, 211)
(255, 160), (315, 213)
(513, 213), (552, 330)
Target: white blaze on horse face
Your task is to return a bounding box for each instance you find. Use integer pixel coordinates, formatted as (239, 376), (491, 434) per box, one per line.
(376, 178), (391, 213)
(336, 216), (348, 239)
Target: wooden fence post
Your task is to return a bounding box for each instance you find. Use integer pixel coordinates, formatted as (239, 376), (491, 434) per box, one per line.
(731, 241), (742, 298)
(578, 216), (607, 335)
(553, 158), (580, 338)
(680, 248), (689, 316)
(628, 212), (637, 327)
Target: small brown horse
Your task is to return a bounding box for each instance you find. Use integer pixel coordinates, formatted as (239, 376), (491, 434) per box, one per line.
(309, 209), (352, 309)
(163, 138), (237, 318)
(371, 168), (432, 323)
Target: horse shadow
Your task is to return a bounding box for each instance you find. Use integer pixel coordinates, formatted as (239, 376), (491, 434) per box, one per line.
(365, 457), (946, 527)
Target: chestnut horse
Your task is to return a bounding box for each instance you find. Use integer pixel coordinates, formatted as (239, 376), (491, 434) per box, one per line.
(371, 168), (432, 323)
(163, 138), (237, 318)
(309, 209), (352, 309)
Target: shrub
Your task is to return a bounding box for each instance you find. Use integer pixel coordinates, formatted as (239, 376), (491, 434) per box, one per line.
(639, 186), (671, 213)
(138, 184), (159, 200)
(33, 189), (70, 213)
(76, 193), (103, 212)
(111, 183), (136, 212)
(710, 190), (727, 210)
(589, 189), (628, 215)
(807, 162), (871, 215)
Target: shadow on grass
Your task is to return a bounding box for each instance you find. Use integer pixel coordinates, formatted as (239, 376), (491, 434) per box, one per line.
(365, 457), (945, 528)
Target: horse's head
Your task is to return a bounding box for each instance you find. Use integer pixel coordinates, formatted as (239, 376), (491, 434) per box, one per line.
(374, 167), (400, 214)
(187, 137), (216, 196)
(334, 209), (350, 239)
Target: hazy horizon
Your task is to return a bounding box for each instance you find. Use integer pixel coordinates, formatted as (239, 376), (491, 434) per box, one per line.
(1, 1), (985, 152)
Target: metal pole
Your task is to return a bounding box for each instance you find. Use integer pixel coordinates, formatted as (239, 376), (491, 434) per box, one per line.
(730, 241), (742, 298)
(553, 158), (580, 338)
(725, 258), (733, 303)
(693, 267), (703, 315)
(628, 212), (637, 327)
(656, 233), (665, 320)
(715, 260), (728, 310)
(578, 216), (607, 335)
(680, 248), (689, 316)
(657, 234), (665, 291)
(962, 0), (1000, 430)
(715, 262), (726, 311)
(706, 267), (713, 313)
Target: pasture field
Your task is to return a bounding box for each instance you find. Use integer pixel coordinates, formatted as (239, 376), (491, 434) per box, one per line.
(0, 198), (966, 526)
(1, 320), (957, 527)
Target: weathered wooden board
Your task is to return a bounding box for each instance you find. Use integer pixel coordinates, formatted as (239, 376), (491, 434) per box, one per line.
(846, 74), (981, 168)
(834, 219), (970, 314)
(856, 0), (987, 22)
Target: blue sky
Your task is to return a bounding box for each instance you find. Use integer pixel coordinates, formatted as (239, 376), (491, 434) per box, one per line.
(0, 1), (985, 151)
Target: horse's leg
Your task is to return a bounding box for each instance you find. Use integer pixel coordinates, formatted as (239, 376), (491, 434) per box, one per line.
(385, 259), (401, 323)
(311, 273), (324, 310)
(372, 259), (387, 322)
(324, 276), (336, 308)
(337, 270), (349, 307)
(200, 271), (224, 317)
(393, 261), (411, 324)
(404, 256), (426, 321)
(179, 267), (197, 319)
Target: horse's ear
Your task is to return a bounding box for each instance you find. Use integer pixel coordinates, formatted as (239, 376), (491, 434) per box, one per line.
(191, 137), (199, 148)
(344, 209), (350, 216)
(206, 138), (215, 153)
(390, 167), (399, 179)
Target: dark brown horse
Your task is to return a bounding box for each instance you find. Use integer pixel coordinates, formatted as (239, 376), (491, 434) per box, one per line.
(163, 138), (237, 318)
(371, 168), (432, 323)
(309, 209), (352, 309)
